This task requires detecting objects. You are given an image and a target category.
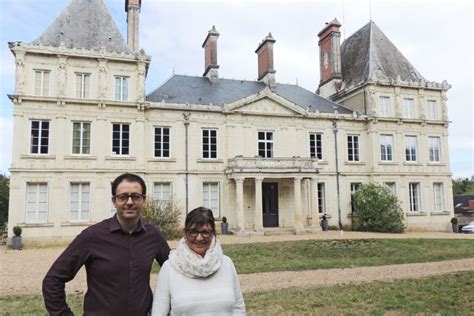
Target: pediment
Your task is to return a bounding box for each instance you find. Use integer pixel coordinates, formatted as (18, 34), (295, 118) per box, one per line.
(235, 97), (297, 115)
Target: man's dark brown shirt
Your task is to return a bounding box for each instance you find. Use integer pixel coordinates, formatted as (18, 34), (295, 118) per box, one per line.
(43, 215), (170, 316)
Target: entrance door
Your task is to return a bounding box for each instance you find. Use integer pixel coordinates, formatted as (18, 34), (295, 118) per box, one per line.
(262, 183), (279, 227)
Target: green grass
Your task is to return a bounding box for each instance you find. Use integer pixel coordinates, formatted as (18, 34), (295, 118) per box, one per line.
(224, 239), (474, 274)
(2, 271), (473, 315)
(244, 271), (474, 315)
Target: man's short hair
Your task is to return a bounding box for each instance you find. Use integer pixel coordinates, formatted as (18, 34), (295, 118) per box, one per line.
(111, 173), (147, 196)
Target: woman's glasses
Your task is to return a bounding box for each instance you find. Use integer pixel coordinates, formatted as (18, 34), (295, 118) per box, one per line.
(186, 229), (213, 238)
(114, 193), (145, 203)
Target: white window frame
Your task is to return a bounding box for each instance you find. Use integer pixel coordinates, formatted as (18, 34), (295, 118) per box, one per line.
(112, 123), (130, 156)
(153, 182), (172, 207)
(30, 120), (50, 154)
(428, 136), (441, 163)
(310, 133), (323, 160)
(69, 183), (90, 222)
(403, 98), (415, 119)
(379, 96), (391, 117)
(114, 76), (129, 101)
(25, 182), (48, 223)
(427, 100), (437, 120)
(258, 131), (274, 158)
(203, 182), (220, 217)
(317, 183), (325, 214)
(72, 121), (91, 155)
(384, 182), (397, 195)
(408, 182), (421, 212)
(76, 73), (90, 99)
(380, 134), (393, 161)
(347, 135), (360, 162)
(202, 128), (218, 159)
(404, 136), (417, 162)
(154, 127), (170, 158)
(34, 69), (50, 96)
(433, 183), (445, 212)
(350, 182), (362, 213)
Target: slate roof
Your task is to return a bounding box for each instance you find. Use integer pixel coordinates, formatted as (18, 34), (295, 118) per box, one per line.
(341, 21), (425, 88)
(31, 0), (131, 53)
(147, 75), (352, 114)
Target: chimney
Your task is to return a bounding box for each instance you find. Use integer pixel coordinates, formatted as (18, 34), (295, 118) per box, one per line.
(317, 18), (342, 96)
(125, 0), (141, 51)
(255, 33), (276, 89)
(202, 25), (220, 85)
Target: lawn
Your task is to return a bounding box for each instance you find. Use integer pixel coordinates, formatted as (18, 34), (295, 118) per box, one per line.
(151, 238), (474, 274)
(2, 271), (473, 315)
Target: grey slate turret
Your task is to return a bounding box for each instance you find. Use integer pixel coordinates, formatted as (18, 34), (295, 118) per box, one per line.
(31, 0), (131, 53)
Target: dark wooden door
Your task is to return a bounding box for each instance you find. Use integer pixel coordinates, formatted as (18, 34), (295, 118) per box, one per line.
(262, 183), (279, 227)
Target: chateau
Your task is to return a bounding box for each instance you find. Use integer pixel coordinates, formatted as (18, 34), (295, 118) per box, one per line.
(7, 0), (454, 241)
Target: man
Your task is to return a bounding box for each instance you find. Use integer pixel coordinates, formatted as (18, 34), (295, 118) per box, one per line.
(43, 173), (170, 316)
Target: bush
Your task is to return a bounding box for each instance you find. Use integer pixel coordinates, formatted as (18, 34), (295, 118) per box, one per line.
(352, 183), (405, 233)
(141, 200), (182, 240)
(451, 217), (458, 225)
(13, 226), (22, 236)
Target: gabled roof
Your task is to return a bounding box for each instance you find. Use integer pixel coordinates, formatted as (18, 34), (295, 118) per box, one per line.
(31, 0), (131, 53)
(341, 21), (425, 87)
(147, 75), (352, 114)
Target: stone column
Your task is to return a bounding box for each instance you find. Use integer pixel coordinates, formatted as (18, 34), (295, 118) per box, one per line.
(235, 177), (245, 233)
(294, 177), (303, 230)
(254, 177), (263, 230)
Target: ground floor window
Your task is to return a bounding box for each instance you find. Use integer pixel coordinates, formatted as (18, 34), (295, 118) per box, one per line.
(70, 183), (90, 221)
(153, 182), (172, 208)
(350, 183), (362, 213)
(384, 182), (397, 195)
(317, 183), (325, 213)
(409, 182), (421, 212)
(203, 182), (220, 217)
(433, 183), (445, 211)
(26, 183), (48, 223)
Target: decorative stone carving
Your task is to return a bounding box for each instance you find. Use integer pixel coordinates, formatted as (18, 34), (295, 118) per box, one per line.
(137, 62), (146, 102)
(57, 56), (68, 97)
(98, 59), (108, 99)
(15, 53), (26, 95)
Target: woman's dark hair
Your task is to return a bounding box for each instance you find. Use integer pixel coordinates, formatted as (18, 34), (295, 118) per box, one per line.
(111, 173), (147, 196)
(185, 207), (216, 233)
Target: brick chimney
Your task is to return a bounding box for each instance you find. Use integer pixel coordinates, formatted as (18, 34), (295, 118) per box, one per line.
(255, 33), (276, 89)
(202, 25), (220, 85)
(317, 18), (343, 97)
(125, 0), (141, 51)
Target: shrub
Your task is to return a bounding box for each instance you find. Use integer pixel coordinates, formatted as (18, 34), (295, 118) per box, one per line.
(13, 226), (22, 236)
(352, 183), (405, 233)
(141, 200), (182, 240)
(451, 217), (458, 225)
(222, 216), (227, 223)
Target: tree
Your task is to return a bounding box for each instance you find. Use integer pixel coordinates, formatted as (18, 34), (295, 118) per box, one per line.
(452, 177), (474, 195)
(352, 182), (405, 233)
(141, 199), (182, 240)
(0, 174), (9, 227)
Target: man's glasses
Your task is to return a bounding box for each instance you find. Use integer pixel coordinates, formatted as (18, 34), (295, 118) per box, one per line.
(186, 229), (213, 238)
(114, 193), (145, 203)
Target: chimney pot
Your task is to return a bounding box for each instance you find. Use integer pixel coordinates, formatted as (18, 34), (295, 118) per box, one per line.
(255, 33), (276, 89)
(126, 0), (141, 51)
(202, 26), (220, 85)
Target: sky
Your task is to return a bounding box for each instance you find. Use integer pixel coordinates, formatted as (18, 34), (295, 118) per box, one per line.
(0, 0), (472, 178)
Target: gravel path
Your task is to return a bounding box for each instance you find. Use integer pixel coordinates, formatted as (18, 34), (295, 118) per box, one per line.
(1, 232), (473, 296)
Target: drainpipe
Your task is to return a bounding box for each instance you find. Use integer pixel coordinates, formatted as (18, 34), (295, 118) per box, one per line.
(332, 120), (343, 230)
(183, 112), (190, 214)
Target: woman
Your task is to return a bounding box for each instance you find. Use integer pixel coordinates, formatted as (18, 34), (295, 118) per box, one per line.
(152, 207), (245, 315)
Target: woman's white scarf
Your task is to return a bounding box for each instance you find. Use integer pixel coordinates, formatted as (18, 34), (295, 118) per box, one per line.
(168, 236), (223, 278)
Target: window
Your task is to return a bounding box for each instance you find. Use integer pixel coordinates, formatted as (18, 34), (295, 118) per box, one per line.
(30, 120), (49, 154)
(310, 133), (323, 159)
(72, 122), (91, 155)
(433, 183), (445, 211)
(409, 182), (421, 212)
(114, 76), (128, 101)
(154, 127), (170, 158)
(404, 136), (417, 162)
(203, 182), (219, 217)
(26, 183), (48, 223)
(317, 183), (325, 213)
(350, 183), (362, 213)
(153, 182), (172, 208)
(380, 134), (393, 161)
(202, 128), (217, 159)
(428, 137), (441, 162)
(258, 131), (274, 158)
(34, 70), (50, 96)
(112, 123), (130, 155)
(384, 182), (397, 195)
(76, 73), (90, 99)
(427, 100), (437, 120)
(379, 96), (390, 117)
(403, 98), (414, 119)
(347, 135), (359, 161)
(70, 183), (90, 221)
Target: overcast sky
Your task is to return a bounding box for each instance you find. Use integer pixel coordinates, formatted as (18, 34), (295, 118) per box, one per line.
(0, 0), (472, 177)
